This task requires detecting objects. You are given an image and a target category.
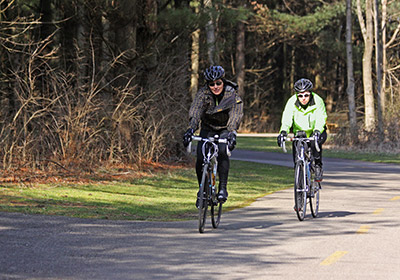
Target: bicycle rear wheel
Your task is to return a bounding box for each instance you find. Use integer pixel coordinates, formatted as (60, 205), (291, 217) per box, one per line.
(310, 181), (320, 218)
(211, 200), (222, 228)
(198, 165), (209, 233)
(294, 162), (307, 221)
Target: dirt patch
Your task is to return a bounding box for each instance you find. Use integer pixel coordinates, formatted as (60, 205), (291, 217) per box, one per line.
(0, 161), (191, 185)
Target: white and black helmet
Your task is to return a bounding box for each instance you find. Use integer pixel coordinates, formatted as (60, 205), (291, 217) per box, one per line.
(204, 66), (225, 82)
(294, 78), (313, 93)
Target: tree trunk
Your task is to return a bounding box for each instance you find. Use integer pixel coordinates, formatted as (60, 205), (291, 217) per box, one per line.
(190, 2), (200, 99)
(108, 0), (138, 87)
(39, 0), (53, 41)
(59, 1), (78, 72)
(289, 47), (296, 97)
(383, 5), (400, 105)
(190, 28), (200, 99)
(204, 0), (216, 65)
(374, 0), (383, 137)
(76, 2), (87, 89)
(381, 0), (387, 107)
(357, 0), (375, 131)
(346, 0), (358, 140)
(235, 20), (245, 96)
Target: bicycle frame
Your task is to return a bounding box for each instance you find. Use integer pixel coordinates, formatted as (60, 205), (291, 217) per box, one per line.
(188, 135), (230, 233)
(281, 134), (321, 221)
(193, 135), (229, 201)
(282, 135), (319, 191)
(294, 138), (313, 191)
(199, 137), (219, 205)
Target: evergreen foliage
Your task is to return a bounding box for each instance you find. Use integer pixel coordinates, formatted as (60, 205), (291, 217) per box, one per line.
(0, 0), (399, 170)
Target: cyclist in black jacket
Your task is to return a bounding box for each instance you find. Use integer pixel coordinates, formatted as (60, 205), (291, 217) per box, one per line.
(183, 66), (243, 205)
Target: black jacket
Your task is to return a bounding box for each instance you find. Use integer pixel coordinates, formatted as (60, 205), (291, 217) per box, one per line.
(188, 80), (243, 132)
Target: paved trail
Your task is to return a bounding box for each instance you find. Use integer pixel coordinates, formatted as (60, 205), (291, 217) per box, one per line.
(1, 150), (400, 279)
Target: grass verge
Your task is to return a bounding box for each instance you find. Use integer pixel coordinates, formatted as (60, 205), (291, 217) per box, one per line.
(237, 135), (400, 164)
(0, 160), (293, 221)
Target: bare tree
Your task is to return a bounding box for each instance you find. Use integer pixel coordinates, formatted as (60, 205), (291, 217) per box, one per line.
(346, 0), (358, 140)
(374, 0), (384, 137)
(357, 0), (375, 131)
(204, 0), (216, 64)
(383, 1), (400, 105)
(190, 1), (200, 99)
(235, 20), (245, 96)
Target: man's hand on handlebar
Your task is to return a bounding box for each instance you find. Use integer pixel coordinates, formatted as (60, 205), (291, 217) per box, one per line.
(277, 131), (287, 147)
(227, 131), (237, 151)
(183, 128), (194, 147)
(312, 130), (321, 143)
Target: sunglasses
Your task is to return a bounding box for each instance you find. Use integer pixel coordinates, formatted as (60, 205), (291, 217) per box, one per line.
(208, 81), (223, 87)
(298, 93), (310, 98)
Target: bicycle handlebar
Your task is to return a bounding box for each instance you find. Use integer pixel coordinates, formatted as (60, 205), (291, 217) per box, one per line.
(281, 135), (320, 153)
(186, 135), (231, 157)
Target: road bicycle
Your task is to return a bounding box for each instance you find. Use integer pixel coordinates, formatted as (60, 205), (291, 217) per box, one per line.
(187, 135), (230, 233)
(281, 132), (321, 221)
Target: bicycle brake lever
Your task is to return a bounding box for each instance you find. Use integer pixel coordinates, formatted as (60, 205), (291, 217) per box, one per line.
(282, 140), (287, 153)
(186, 141), (192, 154)
(313, 135), (320, 152)
(226, 144), (231, 157)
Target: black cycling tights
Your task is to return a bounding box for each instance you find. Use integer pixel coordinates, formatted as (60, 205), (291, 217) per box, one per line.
(196, 129), (230, 190)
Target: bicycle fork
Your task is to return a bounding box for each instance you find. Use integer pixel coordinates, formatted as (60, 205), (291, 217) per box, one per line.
(210, 160), (218, 205)
(300, 164), (309, 193)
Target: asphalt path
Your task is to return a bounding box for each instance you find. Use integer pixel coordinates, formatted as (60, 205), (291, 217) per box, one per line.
(1, 150), (400, 279)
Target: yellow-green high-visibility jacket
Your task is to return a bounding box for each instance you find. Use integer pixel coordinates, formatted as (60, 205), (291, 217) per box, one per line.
(279, 92), (327, 137)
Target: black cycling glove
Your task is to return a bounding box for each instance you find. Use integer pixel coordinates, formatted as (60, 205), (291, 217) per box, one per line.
(227, 131), (237, 151)
(183, 128), (194, 147)
(313, 130), (321, 140)
(277, 131), (287, 147)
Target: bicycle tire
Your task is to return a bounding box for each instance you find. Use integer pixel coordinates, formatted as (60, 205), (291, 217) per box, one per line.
(198, 165), (209, 233)
(294, 162), (307, 221)
(310, 181), (320, 218)
(211, 200), (222, 228)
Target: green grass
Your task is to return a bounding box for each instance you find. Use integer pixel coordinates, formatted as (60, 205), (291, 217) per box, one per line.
(3, 135), (396, 222)
(237, 135), (400, 164)
(0, 160), (293, 221)
(236, 136), (282, 153)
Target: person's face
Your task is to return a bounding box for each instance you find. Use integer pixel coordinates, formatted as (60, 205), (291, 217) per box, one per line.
(297, 91), (311, 105)
(208, 79), (224, 95)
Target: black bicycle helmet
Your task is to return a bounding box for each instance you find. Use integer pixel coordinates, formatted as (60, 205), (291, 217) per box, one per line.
(294, 78), (313, 93)
(204, 66), (225, 82)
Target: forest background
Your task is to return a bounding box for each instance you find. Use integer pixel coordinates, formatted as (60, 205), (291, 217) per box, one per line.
(0, 0), (400, 175)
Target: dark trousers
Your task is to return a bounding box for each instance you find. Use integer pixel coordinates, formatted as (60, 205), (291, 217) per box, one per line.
(292, 130), (327, 166)
(196, 129), (230, 191)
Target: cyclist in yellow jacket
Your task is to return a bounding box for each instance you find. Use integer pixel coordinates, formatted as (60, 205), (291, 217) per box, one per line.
(277, 78), (328, 181)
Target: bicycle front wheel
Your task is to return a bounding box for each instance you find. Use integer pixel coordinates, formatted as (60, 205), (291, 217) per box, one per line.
(198, 165), (209, 233)
(310, 181), (320, 218)
(294, 162), (307, 221)
(211, 200), (222, 228)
